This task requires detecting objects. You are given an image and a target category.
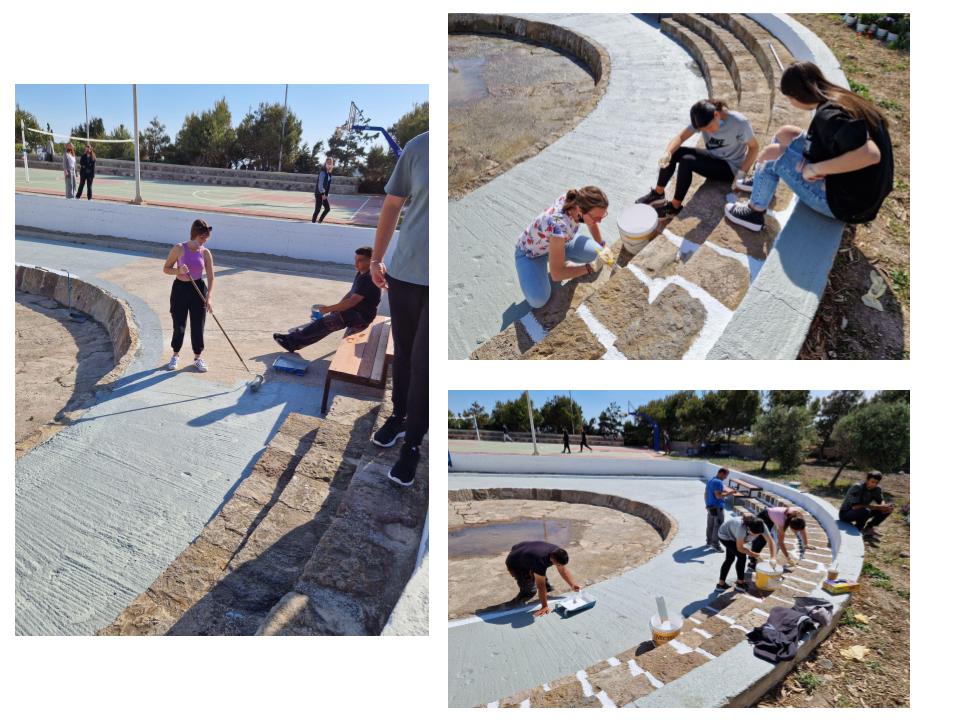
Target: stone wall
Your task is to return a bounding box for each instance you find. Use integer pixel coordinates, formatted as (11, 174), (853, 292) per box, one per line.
(448, 430), (624, 446)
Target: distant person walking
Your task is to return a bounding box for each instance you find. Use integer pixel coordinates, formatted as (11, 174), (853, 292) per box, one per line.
(369, 132), (429, 487)
(313, 156), (334, 223)
(562, 428), (572, 454)
(501, 425), (513, 443)
(579, 426), (592, 453)
(162, 219), (215, 373)
(76, 144), (96, 200)
(62, 142), (77, 199)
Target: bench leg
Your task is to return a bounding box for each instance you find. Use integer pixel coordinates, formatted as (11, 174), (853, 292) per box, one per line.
(321, 376), (332, 415)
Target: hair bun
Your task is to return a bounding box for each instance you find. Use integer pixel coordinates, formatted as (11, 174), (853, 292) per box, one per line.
(566, 189), (578, 201)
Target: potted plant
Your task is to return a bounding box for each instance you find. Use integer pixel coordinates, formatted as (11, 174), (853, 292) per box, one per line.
(887, 17), (908, 47)
(858, 13), (879, 36)
(856, 16), (868, 34)
(876, 16), (893, 40)
(842, 13), (857, 26)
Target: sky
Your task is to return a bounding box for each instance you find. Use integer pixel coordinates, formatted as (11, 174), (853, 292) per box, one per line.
(448, 390), (879, 422)
(15, 84), (428, 152)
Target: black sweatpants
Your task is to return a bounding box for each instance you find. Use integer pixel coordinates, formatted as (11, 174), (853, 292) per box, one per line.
(840, 507), (891, 532)
(507, 563), (553, 595)
(282, 309), (369, 351)
(580, 434), (592, 452)
(719, 538), (747, 583)
(170, 278), (206, 356)
(312, 192), (331, 223)
(76, 174), (93, 200)
(387, 274), (428, 446)
(657, 146), (735, 203)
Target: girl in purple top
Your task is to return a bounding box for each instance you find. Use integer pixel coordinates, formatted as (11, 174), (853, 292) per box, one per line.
(162, 219), (216, 372)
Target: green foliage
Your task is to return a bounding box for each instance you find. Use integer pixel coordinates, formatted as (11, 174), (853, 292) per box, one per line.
(814, 391), (864, 455)
(360, 145), (397, 194)
(173, 98), (238, 167)
(69, 117), (106, 140)
(490, 392), (542, 432)
(140, 117), (171, 162)
(597, 401), (624, 437)
(236, 102), (304, 172)
(831, 401), (910, 473)
(861, 562), (890, 580)
(796, 671), (822, 693)
(849, 80), (872, 100)
(390, 101), (429, 148)
(767, 390), (811, 409)
(840, 607), (868, 628)
(539, 395), (583, 434)
(752, 405), (815, 473)
(15, 104), (41, 144)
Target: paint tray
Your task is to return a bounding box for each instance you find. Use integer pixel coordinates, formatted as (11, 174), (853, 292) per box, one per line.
(822, 579), (860, 595)
(555, 592), (597, 617)
(272, 355), (309, 376)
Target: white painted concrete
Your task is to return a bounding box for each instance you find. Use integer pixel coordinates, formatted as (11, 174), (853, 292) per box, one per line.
(16, 192), (397, 266)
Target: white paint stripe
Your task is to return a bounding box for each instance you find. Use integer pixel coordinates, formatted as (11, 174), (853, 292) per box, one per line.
(731, 624), (749, 632)
(644, 670), (664, 689)
(576, 670), (594, 697)
(689, 615), (702, 624)
(627, 660), (644, 677)
(771, 596), (794, 604)
(752, 608), (770, 617)
(696, 647), (717, 660)
(662, 227), (763, 281)
(782, 583), (809, 594)
(575, 304), (628, 360)
(670, 639), (693, 654)
(715, 613), (735, 624)
(693, 627), (712, 638)
(542, 683), (551, 692)
(785, 575), (819, 586)
(607, 657), (621, 667)
(520, 699), (531, 708)
(486, 701), (499, 708)
(518, 312), (547, 343)
(596, 690), (617, 708)
(447, 598), (562, 628)
(350, 195), (373, 220)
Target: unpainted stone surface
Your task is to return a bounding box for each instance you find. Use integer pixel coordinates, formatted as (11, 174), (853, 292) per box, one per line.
(678, 244), (750, 310)
(630, 235), (681, 278)
(521, 313), (605, 360)
(613, 284), (707, 360)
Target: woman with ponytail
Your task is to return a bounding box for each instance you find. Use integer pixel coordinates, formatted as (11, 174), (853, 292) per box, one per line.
(514, 186), (609, 309)
(725, 62), (894, 232)
(636, 99), (759, 218)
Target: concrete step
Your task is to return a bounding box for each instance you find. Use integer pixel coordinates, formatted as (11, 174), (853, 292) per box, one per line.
(660, 19), (738, 103)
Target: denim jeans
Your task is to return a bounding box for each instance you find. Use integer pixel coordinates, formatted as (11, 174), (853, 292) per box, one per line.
(515, 234), (602, 309)
(750, 135), (834, 219)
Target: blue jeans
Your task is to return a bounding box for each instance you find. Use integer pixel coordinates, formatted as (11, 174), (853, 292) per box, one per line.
(750, 136), (834, 219)
(515, 235), (602, 309)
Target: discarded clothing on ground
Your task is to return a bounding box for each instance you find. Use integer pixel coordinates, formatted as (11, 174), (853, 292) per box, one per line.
(745, 597), (833, 663)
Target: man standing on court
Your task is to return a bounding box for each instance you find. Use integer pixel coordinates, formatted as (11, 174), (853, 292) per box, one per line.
(562, 428), (572, 454)
(705, 467), (736, 551)
(369, 132), (429, 487)
(312, 156), (334, 224)
(505, 541), (581, 617)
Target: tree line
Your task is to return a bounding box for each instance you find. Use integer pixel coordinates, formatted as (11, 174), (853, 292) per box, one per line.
(16, 99), (428, 192)
(449, 390), (910, 483)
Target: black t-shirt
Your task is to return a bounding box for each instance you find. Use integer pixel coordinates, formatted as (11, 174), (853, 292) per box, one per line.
(506, 541), (559, 576)
(349, 270), (381, 322)
(803, 102), (894, 223)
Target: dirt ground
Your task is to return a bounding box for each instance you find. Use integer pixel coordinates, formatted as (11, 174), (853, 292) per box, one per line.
(448, 498), (667, 620)
(448, 33), (598, 199)
(795, 15), (910, 359)
(15, 290), (115, 457)
(701, 455), (910, 707)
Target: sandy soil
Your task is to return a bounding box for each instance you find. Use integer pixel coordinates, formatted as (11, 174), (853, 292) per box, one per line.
(448, 498), (667, 620)
(15, 291), (115, 457)
(795, 14), (910, 360)
(448, 33), (598, 198)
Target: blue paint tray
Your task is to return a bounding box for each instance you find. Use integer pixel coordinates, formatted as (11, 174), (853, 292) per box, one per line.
(272, 355), (309, 375)
(555, 592), (597, 617)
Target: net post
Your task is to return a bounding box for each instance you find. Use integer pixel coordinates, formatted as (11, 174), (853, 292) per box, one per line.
(131, 84), (143, 205)
(527, 391), (540, 456)
(20, 119), (29, 183)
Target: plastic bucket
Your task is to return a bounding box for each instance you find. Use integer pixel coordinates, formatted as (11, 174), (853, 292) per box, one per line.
(617, 204), (659, 254)
(755, 562), (783, 590)
(649, 613), (683, 646)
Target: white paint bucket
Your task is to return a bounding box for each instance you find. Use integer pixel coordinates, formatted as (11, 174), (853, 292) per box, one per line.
(755, 562), (783, 590)
(649, 613), (683, 646)
(617, 204), (659, 254)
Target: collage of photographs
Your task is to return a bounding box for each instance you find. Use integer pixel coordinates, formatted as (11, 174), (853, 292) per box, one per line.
(6, 4), (930, 718)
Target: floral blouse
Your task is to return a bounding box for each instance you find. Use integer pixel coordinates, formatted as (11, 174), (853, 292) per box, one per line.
(516, 195), (579, 259)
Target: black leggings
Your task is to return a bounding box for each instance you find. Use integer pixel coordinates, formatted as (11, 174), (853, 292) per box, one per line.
(387, 275), (428, 446)
(719, 539), (747, 584)
(840, 507), (890, 532)
(170, 278), (206, 356)
(76, 175), (93, 200)
(312, 192), (331, 223)
(657, 147), (735, 203)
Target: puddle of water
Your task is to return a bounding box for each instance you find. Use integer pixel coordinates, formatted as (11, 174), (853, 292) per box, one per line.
(449, 518), (582, 559)
(448, 55), (490, 105)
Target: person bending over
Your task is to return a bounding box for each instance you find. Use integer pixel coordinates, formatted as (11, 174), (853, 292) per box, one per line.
(748, 505), (809, 571)
(505, 541), (581, 617)
(273, 246), (380, 352)
(716, 515), (775, 593)
(636, 99), (759, 219)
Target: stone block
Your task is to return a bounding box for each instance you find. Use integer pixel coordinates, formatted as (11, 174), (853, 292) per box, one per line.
(148, 537), (233, 611)
(521, 314), (605, 360)
(699, 626), (745, 656)
(590, 663), (657, 706)
(232, 468), (282, 506)
(630, 235), (681, 278)
(203, 494), (261, 552)
(613, 284), (706, 359)
(528, 675), (601, 708)
(637, 642), (709, 684)
(678, 244), (750, 310)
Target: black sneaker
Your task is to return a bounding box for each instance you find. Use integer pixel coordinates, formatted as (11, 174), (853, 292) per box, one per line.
(387, 443), (420, 487)
(734, 175), (754, 193)
(272, 333), (296, 353)
(656, 203), (682, 219)
(724, 202), (765, 232)
(635, 188), (667, 207)
(747, 558), (758, 573)
(373, 415), (406, 447)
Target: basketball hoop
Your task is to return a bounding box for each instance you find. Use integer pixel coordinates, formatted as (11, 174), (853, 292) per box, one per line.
(336, 101), (360, 136)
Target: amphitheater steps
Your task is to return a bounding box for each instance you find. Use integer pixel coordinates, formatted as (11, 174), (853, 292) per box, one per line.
(660, 19), (738, 103)
(480, 506), (832, 708)
(97, 395), (381, 635)
(257, 394), (429, 636)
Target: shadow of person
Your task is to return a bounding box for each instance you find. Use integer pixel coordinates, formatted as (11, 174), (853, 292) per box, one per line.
(500, 301), (531, 332)
(672, 544), (716, 565)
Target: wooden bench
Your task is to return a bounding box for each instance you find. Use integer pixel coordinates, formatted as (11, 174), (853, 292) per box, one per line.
(321, 315), (394, 414)
(729, 477), (761, 497)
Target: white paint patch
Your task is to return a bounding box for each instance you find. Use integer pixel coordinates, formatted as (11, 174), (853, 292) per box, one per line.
(670, 639), (694, 654)
(520, 699), (531, 708)
(628, 660), (644, 677)
(662, 227), (765, 282)
(696, 647), (718, 660)
(596, 691), (617, 708)
(542, 683), (551, 692)
(715, 613), (735, 625)
(731, 624), (750, 632)
(576, 670), (595, 697)
(486, 701), (499, 708)
(693, 627), (712, 638)
(782, 583), (809, 594)
(518, 312), (547, 343)
(689, 615), (702, 624)
(752, 608), (770, 617)
(785, 575), (818, 586)
(607, 657), (621, 667)
(575, 305), (628, 360)
(771, 595), (794, 604)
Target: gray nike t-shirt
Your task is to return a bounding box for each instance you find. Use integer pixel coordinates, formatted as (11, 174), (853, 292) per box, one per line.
(384, 131), (429, 286)
(688, 110), (755, 173)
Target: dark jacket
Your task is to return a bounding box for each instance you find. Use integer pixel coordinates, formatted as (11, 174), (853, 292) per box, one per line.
(316, 168), (332, 195)
(79, 153), (96, 178)
(746, 597), (833, 663)
(839, 482), (884, 515)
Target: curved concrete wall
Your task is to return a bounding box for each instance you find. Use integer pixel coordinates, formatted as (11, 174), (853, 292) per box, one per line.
(16, 192), (397, 266)
(448, 452), (704, 478)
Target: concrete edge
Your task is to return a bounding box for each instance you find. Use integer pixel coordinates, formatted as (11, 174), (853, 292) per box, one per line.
(15, 263), (141, 457)
(747, 13), (850, 89)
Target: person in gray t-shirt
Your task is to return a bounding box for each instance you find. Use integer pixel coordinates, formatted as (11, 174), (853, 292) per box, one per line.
(370, 131), (429, 488)
(716, 514), (774, 591)
(635, 99), (759, 219)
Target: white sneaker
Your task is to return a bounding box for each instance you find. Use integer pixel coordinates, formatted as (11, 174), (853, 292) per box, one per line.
(194, 357), (208, 373)
(167, 355), (179, 370)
